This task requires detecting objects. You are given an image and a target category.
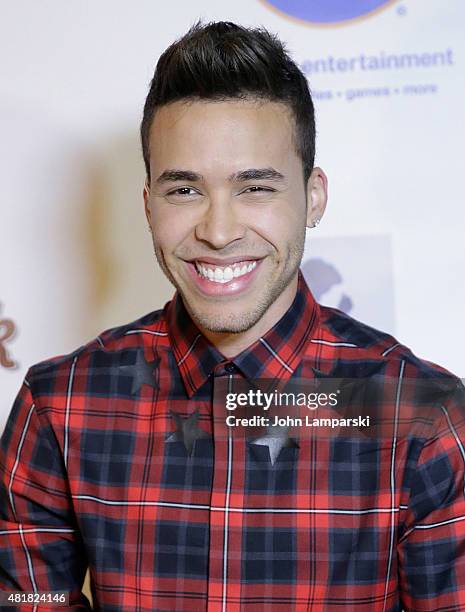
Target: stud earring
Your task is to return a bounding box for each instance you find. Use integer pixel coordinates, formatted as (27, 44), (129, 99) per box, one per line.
(312, 218), (320, 228)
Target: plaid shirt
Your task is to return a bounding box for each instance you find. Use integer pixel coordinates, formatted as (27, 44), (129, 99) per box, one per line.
(1, 272), (465, 611)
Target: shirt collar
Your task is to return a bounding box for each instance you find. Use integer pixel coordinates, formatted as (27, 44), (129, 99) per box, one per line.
(166, 271), (320, 397)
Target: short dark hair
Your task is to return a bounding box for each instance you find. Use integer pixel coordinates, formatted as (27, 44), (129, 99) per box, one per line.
(140, 21), (315, 185)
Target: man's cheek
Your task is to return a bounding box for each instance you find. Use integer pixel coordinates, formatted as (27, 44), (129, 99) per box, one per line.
(152, 232), (173, 256)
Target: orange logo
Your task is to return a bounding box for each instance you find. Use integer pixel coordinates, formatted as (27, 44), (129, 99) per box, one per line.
(0, 303), (18, 369)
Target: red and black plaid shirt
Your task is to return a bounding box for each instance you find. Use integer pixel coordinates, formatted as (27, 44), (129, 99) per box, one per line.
(1, 272), (465, 611)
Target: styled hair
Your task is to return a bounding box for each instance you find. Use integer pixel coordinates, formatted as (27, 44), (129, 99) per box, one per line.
(141, 20), (315, 184)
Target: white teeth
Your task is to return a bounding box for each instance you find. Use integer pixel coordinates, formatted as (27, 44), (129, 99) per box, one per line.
(195, 260), (257, 283)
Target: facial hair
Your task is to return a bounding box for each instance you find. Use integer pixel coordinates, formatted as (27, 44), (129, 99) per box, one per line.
(150, 226), (306, 334)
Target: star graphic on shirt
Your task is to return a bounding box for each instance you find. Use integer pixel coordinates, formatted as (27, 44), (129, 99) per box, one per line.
(249, 425), (299, 466)
(166, 409), (211, 456)
(119, 351), (160, 395)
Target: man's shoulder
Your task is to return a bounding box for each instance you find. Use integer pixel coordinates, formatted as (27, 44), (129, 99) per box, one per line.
(26, 307), (168, 386)
(317, 303), (458, 381)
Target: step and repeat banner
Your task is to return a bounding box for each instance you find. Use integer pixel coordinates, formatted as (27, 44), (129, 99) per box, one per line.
(1, 0), (464, 432)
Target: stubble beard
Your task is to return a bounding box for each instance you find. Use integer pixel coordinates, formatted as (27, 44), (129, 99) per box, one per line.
(151, 231), (306, 334)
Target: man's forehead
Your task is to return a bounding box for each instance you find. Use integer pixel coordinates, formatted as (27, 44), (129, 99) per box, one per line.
(147, 98), (299, 180)
(150, 97), (294, 134)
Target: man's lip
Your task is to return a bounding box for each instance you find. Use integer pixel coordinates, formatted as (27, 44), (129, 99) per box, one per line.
(184, 256), (262, 296)
(185, 256), (263, 266)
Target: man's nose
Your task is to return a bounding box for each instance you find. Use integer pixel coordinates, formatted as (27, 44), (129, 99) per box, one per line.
(194, 195), (246, 249)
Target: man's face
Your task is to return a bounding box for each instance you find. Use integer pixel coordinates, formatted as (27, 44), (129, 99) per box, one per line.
(144, 98), (315, 334)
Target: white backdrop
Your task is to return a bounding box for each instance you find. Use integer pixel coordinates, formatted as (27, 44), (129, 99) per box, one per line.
(1, 0), (464, 434)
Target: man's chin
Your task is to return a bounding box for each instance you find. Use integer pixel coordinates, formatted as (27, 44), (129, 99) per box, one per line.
(187, 308), (261, 335)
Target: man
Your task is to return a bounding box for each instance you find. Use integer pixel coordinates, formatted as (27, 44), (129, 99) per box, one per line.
(1, 21), (464, 611)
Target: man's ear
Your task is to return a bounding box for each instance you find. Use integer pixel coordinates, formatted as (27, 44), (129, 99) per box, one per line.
(306, 167), (328, 228)
(143, 178), (152, 226)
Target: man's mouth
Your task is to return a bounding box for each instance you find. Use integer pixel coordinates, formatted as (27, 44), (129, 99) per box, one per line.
(194, 260), (257, 283)
(183, 257), (263, 296)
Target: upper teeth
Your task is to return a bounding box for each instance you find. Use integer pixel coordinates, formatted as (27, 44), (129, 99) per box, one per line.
(195, 261), (257, 283)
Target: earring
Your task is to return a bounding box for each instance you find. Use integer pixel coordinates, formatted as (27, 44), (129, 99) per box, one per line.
(312, 218), (320, 228)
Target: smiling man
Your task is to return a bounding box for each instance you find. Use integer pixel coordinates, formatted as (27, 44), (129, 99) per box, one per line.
(143, 96), (326, 356)
(1, 21), (465, 612)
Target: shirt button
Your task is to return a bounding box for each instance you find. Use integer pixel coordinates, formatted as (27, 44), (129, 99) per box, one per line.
(224, 362), (236, 373)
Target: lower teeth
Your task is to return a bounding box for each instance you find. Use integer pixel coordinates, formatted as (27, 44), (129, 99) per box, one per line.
(196, 263), (256, 282)
(201, 275), (232, 283)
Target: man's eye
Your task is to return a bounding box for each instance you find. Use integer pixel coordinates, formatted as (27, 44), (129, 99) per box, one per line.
(242, 186), (275, 194)
(167, 187), (197, 196)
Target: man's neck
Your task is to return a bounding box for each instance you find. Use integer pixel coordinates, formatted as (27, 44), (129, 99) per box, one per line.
(199, 275), (299, 359)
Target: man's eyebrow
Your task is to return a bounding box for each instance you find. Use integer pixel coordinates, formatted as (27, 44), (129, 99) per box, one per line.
(229, 168), (286, 182)
(154, 167), (286, 184)
(155, 169), (203, 184)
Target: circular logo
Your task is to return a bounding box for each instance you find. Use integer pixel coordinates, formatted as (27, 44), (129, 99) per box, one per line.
(262, 0), (396, 25)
